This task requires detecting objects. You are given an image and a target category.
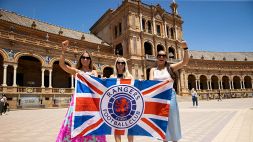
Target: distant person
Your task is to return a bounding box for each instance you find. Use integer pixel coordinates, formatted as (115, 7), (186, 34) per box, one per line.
(1, 95), (7, 115)
(217, 90), (222, 101)
(191, 88), (198, 107)
(0, 95), (3, 115)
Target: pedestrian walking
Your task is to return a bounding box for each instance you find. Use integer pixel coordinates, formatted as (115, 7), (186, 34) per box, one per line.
(191, 88), (198, 107)
(217, 90), (222, 101)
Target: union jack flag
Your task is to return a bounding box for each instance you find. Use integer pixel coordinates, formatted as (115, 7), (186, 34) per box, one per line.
(71, 73), (173, 140)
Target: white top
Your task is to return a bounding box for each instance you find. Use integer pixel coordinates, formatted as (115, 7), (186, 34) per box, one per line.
(153, 67), (172, 81)
(78, 70), (93, 76)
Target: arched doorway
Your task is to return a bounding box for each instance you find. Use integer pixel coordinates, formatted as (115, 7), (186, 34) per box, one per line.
(52, 61), (71, 88)
(233, 76), (241, 89)
(244, 76), (252, 89)
(144, 42), (153, 55)
(211, 75), (219, 89)
(103, 67), (113, 78)
(115, 43), (123, 56)
(200, 75), (208, 90)
(157, 44), (164, 53)
(17, 56), (42, 87)
(188, 75), (196, 90)
(222, 76), (230, 89)
(168, 47), (175, 59)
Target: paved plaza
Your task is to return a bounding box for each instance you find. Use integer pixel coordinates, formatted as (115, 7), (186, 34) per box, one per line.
(0, 98), (252, 142)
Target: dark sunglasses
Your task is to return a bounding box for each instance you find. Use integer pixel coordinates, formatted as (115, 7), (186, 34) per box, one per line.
(116, 61), (126, 65)
(157, 54), (167, 58)
(81, 56), (91, 60)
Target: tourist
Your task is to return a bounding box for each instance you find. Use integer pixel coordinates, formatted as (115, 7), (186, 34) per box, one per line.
(56, 40), (106, 142)
(149, 41), (189, 142)
(191, 88), (198, 107)
(217, 90), (222, 101)
(110, 57), (134, 142)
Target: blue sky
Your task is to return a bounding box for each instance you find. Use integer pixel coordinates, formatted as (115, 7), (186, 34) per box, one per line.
(1, 0), (253, 52)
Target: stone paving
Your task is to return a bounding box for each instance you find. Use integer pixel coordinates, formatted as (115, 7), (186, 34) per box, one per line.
(0, 98), (252, 142)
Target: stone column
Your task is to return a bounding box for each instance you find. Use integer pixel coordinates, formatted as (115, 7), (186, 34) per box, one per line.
(49, 69), (52, 88)
(198, 80), (201, 90)
(164, 21), (167, 38)
(13, 65), (17, 87)
(206, 80), (210, 90)
(185, 73), (189, 90)
(229, 81), (231, 89)
(175, 25), (178, 40)
(71, 75), (74, 89)
(231, 80), (234, 89)
(2, 64), (8, 86)
(242, 80), (245, 89)
(140, 13), (143, 32)
(240, 81), (243, 89)
(195, 80), (198, 90)
(153, 17), (156, 35)
(220, 80), (223, 90)
(209, 80), (212, 90)
(41, 68), (45, 88)
(252, 79), (253, 89)
(180, 69), (185, 90)
(218, 80), (221, 90)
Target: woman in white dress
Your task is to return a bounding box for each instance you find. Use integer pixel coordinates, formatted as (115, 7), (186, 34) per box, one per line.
(149, 41), (189, 142)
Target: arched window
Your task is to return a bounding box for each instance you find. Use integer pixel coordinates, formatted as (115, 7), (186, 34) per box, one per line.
(188, 75), (196, 90)
(52, 61), (71, 88)
(200, 75), (208, 90)
(211, 75), (219, 89)
(17, 56), (42, 87)
(222, 76), (230, 89)
(157, 44), (164, 53)
(115, 43), (123, 56)
(144, 42), (153, 55)
(147, 21), (152, 33)
(233, 76), (241, 89)
(168, 47), (175, 59)
(244, 76), (252, 89)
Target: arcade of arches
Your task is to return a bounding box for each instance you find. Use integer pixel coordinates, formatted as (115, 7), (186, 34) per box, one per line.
(0, 53), (114, 109)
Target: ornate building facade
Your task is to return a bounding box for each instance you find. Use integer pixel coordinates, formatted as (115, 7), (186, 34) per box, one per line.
(0, 0), (252, 109)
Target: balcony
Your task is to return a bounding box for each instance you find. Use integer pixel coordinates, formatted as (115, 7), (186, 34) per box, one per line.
(194, 89), (253, 100)
(0, 86), (74, 95)
(145, 54), (181, 63)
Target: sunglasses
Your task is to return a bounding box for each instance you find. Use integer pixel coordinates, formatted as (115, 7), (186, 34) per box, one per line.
(157, 54), (167, 58)
(81, 56), (91, 60)
(116, 61), (126, 65)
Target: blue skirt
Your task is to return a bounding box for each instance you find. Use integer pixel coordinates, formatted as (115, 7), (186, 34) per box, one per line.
(165, 90), (182, 141)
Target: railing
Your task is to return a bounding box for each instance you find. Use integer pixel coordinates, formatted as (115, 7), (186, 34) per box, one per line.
(17, 87), (42, 93)
(145, 54), (181, 63)
(195, 88), (253, 100)
(0, 86), (74, 95)
(52, 88), (74, 94)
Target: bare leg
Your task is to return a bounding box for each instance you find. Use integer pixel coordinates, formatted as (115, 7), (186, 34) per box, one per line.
(114, 135), (121, 142)
(127, 136), (133, 142)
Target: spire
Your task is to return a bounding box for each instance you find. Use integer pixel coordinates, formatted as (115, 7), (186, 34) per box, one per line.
(170, 0), (178, 15)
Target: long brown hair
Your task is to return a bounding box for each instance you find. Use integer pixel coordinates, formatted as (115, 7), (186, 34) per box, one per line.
(76, 51), (93, 70)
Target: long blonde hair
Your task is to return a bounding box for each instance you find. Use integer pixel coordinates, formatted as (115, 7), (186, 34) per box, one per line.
(113, 57), (133, 79)
(76, 51), (93, 70)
